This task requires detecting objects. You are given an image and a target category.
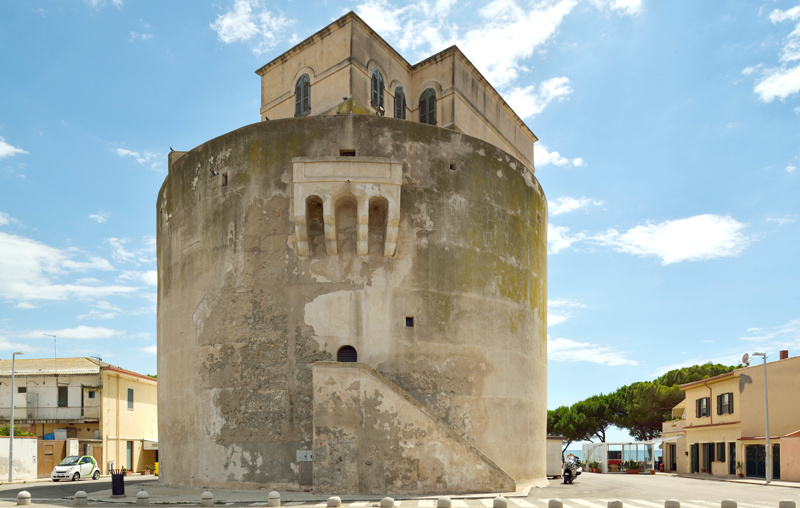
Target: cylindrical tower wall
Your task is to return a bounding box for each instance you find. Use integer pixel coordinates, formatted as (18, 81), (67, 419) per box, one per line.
(157, 114), (547, 491)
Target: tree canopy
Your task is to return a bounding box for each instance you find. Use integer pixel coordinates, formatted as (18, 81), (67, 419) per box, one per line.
(548, 362), (737, 446)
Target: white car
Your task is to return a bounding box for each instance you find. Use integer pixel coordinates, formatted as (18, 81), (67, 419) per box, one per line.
(51, 455), (101, 481)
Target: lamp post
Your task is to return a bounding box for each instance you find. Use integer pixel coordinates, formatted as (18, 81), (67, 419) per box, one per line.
(751, 352), (770, 484)
(9, 350), (25, 483)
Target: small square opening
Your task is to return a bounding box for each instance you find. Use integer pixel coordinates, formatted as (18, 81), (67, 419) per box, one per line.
(449, 161), (456, 171)
(222, 173), (228, 186)
(340, 149), (356, 157)
(405, 317), (414, 327)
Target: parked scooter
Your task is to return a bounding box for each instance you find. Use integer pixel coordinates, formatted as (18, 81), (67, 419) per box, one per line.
(562, 456), (582, 484)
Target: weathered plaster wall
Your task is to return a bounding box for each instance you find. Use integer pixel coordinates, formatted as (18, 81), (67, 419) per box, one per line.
(157, 114), (547, 492)
(312, 362), (515, 494)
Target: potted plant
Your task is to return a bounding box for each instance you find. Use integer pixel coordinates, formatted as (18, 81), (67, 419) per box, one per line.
(736, 461), (744, 478)
(626, 461), (640, 474)
(589, 460), (600, 473)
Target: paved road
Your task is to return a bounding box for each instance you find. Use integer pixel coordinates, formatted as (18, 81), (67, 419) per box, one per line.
(0, 474), (795, 507)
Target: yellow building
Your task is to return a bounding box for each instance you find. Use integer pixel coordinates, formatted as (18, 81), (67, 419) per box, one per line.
(662, 351), (800, 480)
(0, 357), (157, 476)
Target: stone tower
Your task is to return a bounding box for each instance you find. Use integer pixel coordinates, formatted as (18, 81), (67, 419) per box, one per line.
(157, 12), (548, 495)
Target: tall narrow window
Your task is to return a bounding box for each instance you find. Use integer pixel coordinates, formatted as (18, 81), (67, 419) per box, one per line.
(371, 69), (384, 110)
(306, 195), (326, 258)
(57, 386), (69, 408)
(419, 88), (436, 125)
(394, 87), (406, 119)
(127, 388), (134, 410)
(295, 74), (310, 117)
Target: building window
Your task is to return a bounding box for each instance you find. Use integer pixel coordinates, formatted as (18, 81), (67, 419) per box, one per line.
(696, 397), (710, 417)
(58, 386), (69, 408)
(127, 388), (134, 410)
(295, 74), (310, 117)
(717, 442), (726, 462)
(337, 346), (357, 362)
(406, 317), (414, 327)
(88, 390), (96, 399)
(126, 440), (133, 470)
(717, 392), (733, 415)
(17, 387), (26, 394)
(394, 87), (406, 119)
(419, 88), (436, 125)
(371, 69), (384, 110)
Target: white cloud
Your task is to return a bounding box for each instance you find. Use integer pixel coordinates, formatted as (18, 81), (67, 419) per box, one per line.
(89, 213), (108, 223)
(549, 196), (604, 216)
(0, 212), (12, 226)
(0, 232), (136, 302)
(460, 0), (577, 87)
(505, 77), (573, 118)
(766, 215), (797, 224)
(141, 345), (157, 355)
(0, 137), (28, 160)
(210, 0), (293, 55)
(84, 0), (122, 8)
(119, 270), (157, 286)
(77, 310), (117, 320)
(14, 302), (37, 309)
(786, 163), (797, 173)
(590, 0), (643, 16)
(535, 143), (583, 168)
(548, 298), (585, 327)
(593, 214), (751, 264)
(548, 223), (587, 254)
(115, 148), (162, 170)
(748, 7), (800, 102)
(24, 326), (123, 340)
(106, 237), (155, 266)
(740, 319), (800, 347)
(130, 31), (153, 41)
(548, 336), (638, 366)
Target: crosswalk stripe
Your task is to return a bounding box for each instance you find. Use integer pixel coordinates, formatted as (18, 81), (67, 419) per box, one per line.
(350, 502), (370, 507)
(480, 500), (495, 508)
(628, 501), (664, 508)
(417, 500), (435, 508)
(315, 503), (328, 507)
(452, 500), (469, 508)
(572, 500), (606, 508)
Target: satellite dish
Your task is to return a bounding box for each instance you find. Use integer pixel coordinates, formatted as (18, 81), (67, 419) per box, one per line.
(742, 353), (750, 366)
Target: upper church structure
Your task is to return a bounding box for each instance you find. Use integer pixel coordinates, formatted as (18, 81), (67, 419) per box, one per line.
(158, 12), (548, 495)
(255, 12), (538, 171)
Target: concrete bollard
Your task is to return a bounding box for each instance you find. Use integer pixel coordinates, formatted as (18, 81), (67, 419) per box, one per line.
(608, 501), (623, 508)
(779, 501), (796, 508)
(136, 490), (150, 506)
(381, 497), (396, 508)
(200, 491), (214, 507)
(268, 491), (281, 508)
(328, 496), (342, 507)
(721, 500), (737, 508)
(16, 491), (31, 506)
(665, 501), (680, 508)
(73, 491), (88, 507)
(494, 496), (508, 508)
(438, 497), (452, 508)
(549, 499), (563, 508)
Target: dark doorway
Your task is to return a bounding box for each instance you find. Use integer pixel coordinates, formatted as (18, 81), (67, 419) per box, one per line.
(337, 346), (357, 362)
(773, 444), (781, 480)
(746, 444), (766, 478)
(729, 442), (736, 475)
(690, 443), (699, 473)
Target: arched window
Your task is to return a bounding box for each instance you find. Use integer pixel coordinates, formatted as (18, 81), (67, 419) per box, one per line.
(337, 346), (357, 362)
(306, 195), (326, 258)
(394, 87), (406, 119)
(295, 74), (310, 117)
(419, 88), (436, 125)
(371, 69), (384, 110)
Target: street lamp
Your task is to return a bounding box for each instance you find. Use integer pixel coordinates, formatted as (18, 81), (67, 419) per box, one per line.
(9, 350), (24, 483)
(751, 351), (770, 484)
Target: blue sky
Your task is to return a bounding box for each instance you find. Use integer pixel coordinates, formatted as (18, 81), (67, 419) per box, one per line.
(1, 1), (798, 441)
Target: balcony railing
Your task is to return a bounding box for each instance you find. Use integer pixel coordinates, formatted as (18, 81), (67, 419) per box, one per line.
(0, 405), (100, 421)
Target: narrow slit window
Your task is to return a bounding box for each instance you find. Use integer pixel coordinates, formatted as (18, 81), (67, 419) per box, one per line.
(371, 69), (385, 111)
(394, 87), (406, 119)
(406, 317), (414, 327)
(222, 173), (228, 186)
(295, 74), (311, 117)
(449, 161), (456, 171)
(339, 149), (356, 156)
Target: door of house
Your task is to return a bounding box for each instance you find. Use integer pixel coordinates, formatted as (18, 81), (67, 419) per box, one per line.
(746, 444), (766, 478)
(690, 443), (699, 473)
(668, 444), (677, 471)
(772, 444), (780, 480)
(729, 443), (736, 475)
(37, 440), (66, 477)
